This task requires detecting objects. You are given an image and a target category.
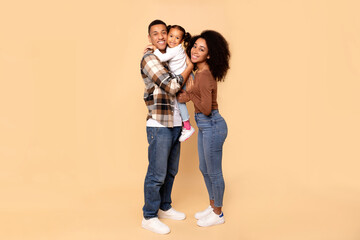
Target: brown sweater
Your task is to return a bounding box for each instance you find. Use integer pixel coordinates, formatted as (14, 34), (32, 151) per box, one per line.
(180, 69), (218, 116)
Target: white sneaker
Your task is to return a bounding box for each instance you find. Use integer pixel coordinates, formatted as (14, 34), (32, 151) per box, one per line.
(179, 126), (195, 142)
(141, 217), (170, 234)
(158, 208), (186, 220)
(194, 205), (213, 220)
(197, 211), (225, 227)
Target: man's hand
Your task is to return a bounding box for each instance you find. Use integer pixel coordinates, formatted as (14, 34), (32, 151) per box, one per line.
(177, 89), (190, 103)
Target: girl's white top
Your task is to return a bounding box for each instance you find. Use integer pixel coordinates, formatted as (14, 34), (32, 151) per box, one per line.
(154, 44), (187, 74)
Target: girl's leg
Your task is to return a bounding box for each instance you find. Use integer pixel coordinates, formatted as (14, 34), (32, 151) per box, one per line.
(179, 83), (190, 127)
(178, 85), (195, 142)
(178, 102), (190, 122)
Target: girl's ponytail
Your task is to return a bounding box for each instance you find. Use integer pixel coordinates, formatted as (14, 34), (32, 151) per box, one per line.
(183, 32), (192, 48)
(167, 25), (191, 48)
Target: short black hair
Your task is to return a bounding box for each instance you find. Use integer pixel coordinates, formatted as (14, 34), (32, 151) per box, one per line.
(148, 19), (167, 34)
(186, 30), (230, 82)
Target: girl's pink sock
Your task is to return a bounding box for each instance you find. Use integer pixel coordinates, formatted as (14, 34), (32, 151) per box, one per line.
(183, 120), (191, 130)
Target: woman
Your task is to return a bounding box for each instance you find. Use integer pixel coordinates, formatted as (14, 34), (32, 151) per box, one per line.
(178, 30), (230, 227)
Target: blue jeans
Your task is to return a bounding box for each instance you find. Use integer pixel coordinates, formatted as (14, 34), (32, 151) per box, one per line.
(195, 110), (228, 207)
(143, 126), (182, 219)
(178, 102), (190, 121)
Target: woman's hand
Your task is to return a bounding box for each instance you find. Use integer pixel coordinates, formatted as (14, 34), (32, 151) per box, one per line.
(185, 74), (194, 92)
(178, 73), (194, 103)
(143, 44), (157, 54)
(185, 55), (193, 69)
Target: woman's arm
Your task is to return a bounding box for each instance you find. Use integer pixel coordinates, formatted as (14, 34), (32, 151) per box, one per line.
(188, 72), (214, 116)
(177, 74), (194, 103)
(179, 55), (193, 86)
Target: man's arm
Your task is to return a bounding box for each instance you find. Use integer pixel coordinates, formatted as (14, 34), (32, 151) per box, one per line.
(141, 53), (192, 96)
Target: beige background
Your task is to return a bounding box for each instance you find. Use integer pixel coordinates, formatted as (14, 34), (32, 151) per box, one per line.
(1, 0), (360, 239)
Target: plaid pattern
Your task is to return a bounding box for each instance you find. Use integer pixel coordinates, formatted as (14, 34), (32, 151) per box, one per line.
(141, 52), (184, 127)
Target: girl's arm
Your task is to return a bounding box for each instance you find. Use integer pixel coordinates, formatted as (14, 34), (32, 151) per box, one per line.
(154, 46), (180, 62)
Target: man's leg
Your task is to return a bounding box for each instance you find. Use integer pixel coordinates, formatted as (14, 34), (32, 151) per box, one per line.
(159, 127), (182, 211)
(143, 127), (173, 219)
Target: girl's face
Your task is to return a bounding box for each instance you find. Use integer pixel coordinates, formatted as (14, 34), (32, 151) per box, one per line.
(190, 38), (209, 64)
(167, 28), (184, 48)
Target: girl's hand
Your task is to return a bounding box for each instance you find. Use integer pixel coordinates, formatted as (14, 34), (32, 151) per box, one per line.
(143, 44), (157, 54)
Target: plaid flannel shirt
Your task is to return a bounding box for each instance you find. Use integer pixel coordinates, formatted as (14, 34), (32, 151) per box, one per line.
(140, 52), (184, 127)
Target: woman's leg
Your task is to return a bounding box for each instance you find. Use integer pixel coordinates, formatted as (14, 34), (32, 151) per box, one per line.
(203, 117), (228, 214)
(197, 126), (214, 202)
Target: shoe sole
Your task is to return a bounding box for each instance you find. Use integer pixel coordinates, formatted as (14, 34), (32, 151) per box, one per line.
(141, 224), (170, 234)
(158, 215), (186, 220)
(197, 219), (225, 227)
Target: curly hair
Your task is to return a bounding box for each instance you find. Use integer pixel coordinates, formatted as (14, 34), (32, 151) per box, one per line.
(186, 30), (230, 82)
(167, 25), (192, 48)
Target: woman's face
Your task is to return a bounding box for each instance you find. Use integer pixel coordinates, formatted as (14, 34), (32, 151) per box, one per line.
(190, 38), (209, 64)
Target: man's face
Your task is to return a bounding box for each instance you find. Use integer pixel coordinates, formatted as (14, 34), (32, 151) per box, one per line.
(148, 24), (168, 52)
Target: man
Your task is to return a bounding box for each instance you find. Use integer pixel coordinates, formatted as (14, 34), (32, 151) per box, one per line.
(140, 19), (193, 234)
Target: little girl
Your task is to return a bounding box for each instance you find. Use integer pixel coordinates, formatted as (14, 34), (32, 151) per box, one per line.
(147, 25), (195, 142)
